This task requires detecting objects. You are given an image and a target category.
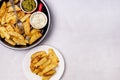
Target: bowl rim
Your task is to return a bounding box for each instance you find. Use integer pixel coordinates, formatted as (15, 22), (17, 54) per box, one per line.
(20, 0), (38, 13)
(30, 11), (48, 29)
(0, 0), (51, 50)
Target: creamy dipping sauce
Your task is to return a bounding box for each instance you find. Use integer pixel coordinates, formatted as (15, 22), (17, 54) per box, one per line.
(30, 12), (47, 29)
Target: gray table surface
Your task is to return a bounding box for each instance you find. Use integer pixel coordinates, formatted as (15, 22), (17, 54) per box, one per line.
(0, 0), (120, 80)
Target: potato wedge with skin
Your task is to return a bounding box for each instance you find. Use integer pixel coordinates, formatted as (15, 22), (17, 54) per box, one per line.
(0, 2), (7, 24)
(44, 70), (56, 76)
(41, 59), (51, 69)
(20, 14), (31, 22)
(14, 25), (21, 33)
(31, 29), (41, 35)
(33, 69), (40, 74)
(8, 31), (24, 40)
(34, 57), (47, 67)
(29, 32), (42, 44)
(6, 14), (16, 24)
(38, 71), (43, 76)
(6, 24), (14, 32)
(23, 18), (30, 35)
(5, 12), (15, 23)
(0, 32), (5, 38)
(42, 63), (58, 74)
(0, 27), (10, 39)
(30, 64), (35, 72)
(8, 5), (21, 12)
(31, 56), (41, 64)
(5, 38), (16, 46)
(48, 48), (59, 63)
(18, 11), (25, 19)
(1, 10), (7, 25)
(5, 12), (14, 19)
(31, 52), (42, 59)
(31, 51), (47, 60)
(9, 18), (16, 24)
(12, 37), (26, 45)
(1, 14), (6, 25)
(0, 2), (7, 17)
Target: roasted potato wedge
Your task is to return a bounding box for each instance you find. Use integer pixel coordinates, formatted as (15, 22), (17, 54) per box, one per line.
(20, 14), (31, 22)
(6, 24), (14, 32)
(30, 49), (59, 80)
(8, 31), (24, 40)
(5, 38), (16, 46)
(29, 32), (42, 44)
(8, 5), (21, 12)
(0, 27), (10, 39)
(0, 2), (7, 17)
(12, 37), (26, 45)
(23, 18), (30, 35)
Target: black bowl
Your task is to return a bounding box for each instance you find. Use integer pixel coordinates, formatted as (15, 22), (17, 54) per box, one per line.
(0, 0), (51, 50)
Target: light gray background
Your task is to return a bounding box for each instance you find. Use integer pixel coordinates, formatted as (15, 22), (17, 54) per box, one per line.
(0, 0), (120, 80)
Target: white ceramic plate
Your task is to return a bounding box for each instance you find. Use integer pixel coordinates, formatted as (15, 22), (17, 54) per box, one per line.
(23, 45), (65, 80)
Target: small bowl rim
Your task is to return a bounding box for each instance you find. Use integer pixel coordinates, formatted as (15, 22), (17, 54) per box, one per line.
(30, 11), (48, 29)
(20, 0), (38, 13)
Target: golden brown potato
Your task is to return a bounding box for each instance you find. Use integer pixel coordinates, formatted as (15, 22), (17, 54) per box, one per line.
(8, 31), (24, 40)
(0, 2), (7, 17)
(5, 38), (16, 46)
(42, 63), (58, 74)
(23, 18), (30, 35)
(1, 13), (6, 25)
(5, 12), (14, 19)
(34, 57), (47, 67)
(31, 29), (41, 35)
(12, 37), (26, 45)
(8, 32), (26, 45)
(8, 5), (21, 12)
(14, 25), (21, 33)
(41, 59), (51, 69)
(31, 51), (47, 60)
(33, 69), (40, 74)
(9, 18), (16, 24)
(1, 9), (8, 25)
(30, 49), (59, 80)
(0, 27), (10, 39)
(20, 14), (31, 22)
(6, 14), (16, 24)
(44, 70), (56, 76)
(48, 48), (59, 63)
(29, 31), (42, 44)
(0, 2), (7, 24)
(38, 71), (43, 76)
(6, 24), (14, 32)
(18, 11), (25, 19)
(30, 64), (35, 72)
(31, 56), (40, 64)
